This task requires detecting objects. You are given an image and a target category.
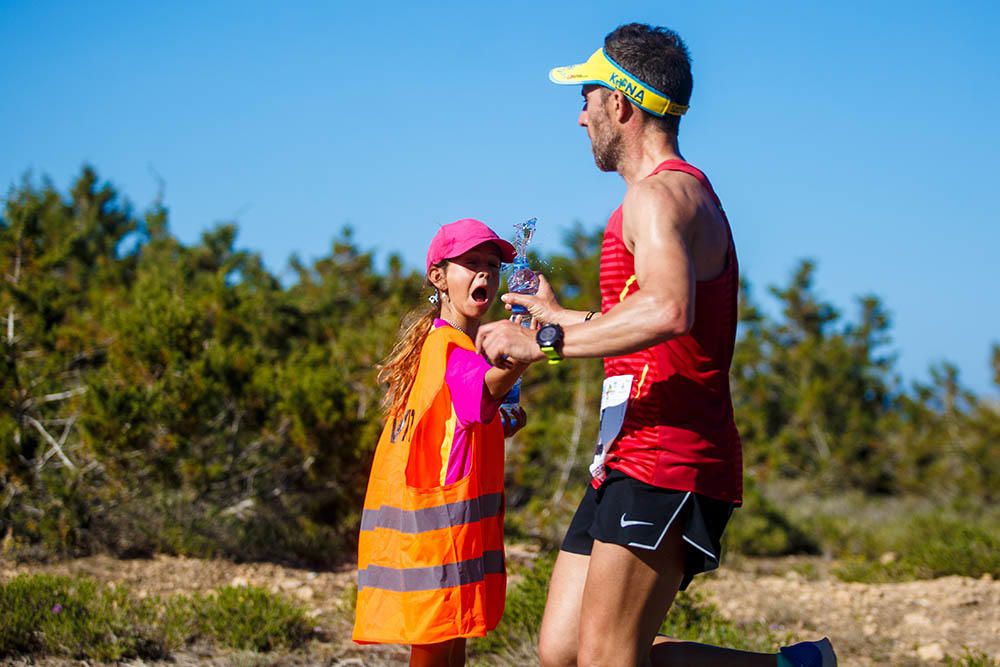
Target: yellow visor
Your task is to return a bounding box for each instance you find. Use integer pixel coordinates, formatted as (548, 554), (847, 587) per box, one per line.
(549, 48), (688, 117)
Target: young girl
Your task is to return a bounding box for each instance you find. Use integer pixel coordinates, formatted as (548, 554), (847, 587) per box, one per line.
(353, 219), (528, 667)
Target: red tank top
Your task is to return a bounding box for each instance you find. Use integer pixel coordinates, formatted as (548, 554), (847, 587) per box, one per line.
(598, 160), (742, 504)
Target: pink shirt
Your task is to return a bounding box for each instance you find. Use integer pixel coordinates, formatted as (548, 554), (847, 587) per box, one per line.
(434, 319), (502, 484)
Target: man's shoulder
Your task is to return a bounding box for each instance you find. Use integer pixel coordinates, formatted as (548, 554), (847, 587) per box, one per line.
(622, 170), (703, 231)
(633, 168), (707, 205)
(620, 166), (729, 275)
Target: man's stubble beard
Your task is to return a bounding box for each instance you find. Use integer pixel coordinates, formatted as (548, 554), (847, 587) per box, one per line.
(589, 115), (623, 173)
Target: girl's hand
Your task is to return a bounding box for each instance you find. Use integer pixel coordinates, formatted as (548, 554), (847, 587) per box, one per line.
(501, 406), (527, 438)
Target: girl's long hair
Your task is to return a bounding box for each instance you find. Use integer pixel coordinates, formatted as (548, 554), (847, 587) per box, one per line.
(378, 280), (442, 419)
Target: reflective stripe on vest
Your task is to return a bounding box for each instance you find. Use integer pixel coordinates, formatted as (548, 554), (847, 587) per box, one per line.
(358, 549), (505, 592)
(359, 492), (503, 534)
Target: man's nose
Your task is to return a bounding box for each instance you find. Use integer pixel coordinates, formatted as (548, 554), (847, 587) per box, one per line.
(578, 110), (588, 127)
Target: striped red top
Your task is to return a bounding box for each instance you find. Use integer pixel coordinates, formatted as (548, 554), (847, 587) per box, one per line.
(598, 160), (742, 504)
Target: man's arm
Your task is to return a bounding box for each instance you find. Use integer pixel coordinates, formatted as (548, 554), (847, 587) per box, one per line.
(560, 177), (695, 358)
(500, 274), (600, 326)
(476, 178), (697, 363)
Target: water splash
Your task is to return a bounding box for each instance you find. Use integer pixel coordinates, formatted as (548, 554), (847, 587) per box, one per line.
(512, 217), (537, 261)
(507, 217), (539, 300)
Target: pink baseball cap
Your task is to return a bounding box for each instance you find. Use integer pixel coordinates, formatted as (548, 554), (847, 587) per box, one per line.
(425, 218), (516, 272)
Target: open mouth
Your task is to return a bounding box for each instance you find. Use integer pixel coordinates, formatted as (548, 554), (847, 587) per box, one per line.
(472, 286), (489, 304)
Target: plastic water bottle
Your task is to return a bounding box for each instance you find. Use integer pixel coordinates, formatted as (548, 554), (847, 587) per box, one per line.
(506, 257), (540, 327)
(500, 255), (539, 432)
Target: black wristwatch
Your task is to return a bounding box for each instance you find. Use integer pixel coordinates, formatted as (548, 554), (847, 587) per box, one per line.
(536, 323), (564, 365)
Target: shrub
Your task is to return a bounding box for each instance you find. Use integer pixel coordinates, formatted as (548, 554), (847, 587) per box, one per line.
(723, 479), (819, 556)
(0, 574), (173, 660)
(945, 648), (1000, 667)
(834, 514), (1000, 582)
(189, 585), (312, 652)
(0, 574), (311, 659)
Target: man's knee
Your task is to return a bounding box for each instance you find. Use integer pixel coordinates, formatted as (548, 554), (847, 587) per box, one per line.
(577, 647), (640, 667)
(538, 632), (577, 667)
(576, 625), (647, 667)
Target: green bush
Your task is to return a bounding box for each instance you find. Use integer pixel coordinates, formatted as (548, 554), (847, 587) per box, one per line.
(833, 514), (1000, 582)
(0, 574), (173, 660)
(945, 649), (1000, 667)
(723, 479), (820, 556)
(0, 574), (311, 659)
(903, 516), (1000, 577)
(190, 585), (312, 652)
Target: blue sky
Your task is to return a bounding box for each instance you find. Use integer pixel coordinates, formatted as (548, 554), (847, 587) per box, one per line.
(2, 1), (998, 395)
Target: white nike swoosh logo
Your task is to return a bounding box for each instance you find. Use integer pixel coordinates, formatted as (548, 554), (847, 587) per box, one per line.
(620, 513), (655, 528)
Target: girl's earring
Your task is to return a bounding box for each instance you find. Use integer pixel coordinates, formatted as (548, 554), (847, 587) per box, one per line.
(428, 290), (440, 305)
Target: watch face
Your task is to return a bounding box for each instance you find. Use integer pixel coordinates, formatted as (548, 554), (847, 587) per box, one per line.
(538, 325), (559, 345)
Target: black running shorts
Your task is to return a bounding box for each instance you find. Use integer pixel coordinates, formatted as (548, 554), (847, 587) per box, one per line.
(561, 469), (736, 590)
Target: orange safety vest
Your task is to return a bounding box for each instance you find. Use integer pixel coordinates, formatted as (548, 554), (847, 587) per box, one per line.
(353, 326), (506, 645)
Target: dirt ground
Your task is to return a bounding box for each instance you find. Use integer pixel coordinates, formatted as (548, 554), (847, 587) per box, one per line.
(2, 551), (997, 666)
(699, 557), (998, 666)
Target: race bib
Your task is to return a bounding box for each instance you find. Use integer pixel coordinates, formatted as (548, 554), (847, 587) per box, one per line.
(589, 375), (633, 482)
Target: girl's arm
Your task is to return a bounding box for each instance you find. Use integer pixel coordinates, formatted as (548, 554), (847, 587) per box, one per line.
(483, 362), (529, 401)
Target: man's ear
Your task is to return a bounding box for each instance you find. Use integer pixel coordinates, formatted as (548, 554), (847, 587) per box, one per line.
(611, 90), (633, 124)
(428, 265), (448, 291)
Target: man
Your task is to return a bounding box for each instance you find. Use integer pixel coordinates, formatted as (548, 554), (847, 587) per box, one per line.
(476, 23), (836, 667)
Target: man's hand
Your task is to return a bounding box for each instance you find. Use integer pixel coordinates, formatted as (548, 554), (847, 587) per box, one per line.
(501, 274), (565, 325)
(476, 320), (545, 367)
